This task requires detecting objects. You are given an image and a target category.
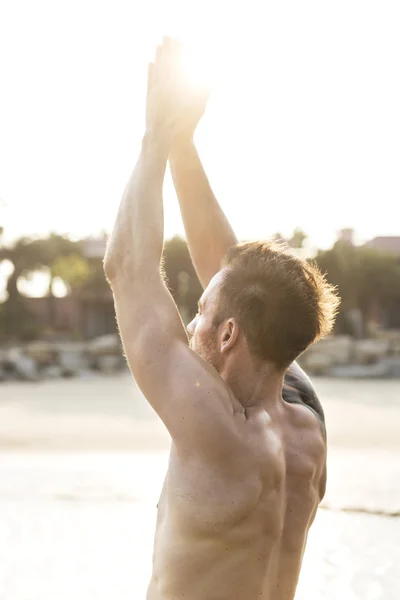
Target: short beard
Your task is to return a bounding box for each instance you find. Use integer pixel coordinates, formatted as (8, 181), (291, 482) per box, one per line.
(191, 328), (222, 373)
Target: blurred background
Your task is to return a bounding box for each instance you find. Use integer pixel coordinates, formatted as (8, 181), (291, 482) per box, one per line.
(1, 0), (400, 598)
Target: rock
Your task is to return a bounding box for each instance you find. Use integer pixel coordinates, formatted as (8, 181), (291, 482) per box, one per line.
(376, 330), (400, 341)
(301, 352), (333, 376)
(318, 335), (354, 364)
(331, 362), (391, 378)
(25, 341), (56, 366)
(4, 347), (39, 381)
(76, 369), (98, 379)
(378, 356), (400, 378)
(41, 365), (63, 379)
(354, 339), (390, 364)
(97, 355), (124, 374)
(0, 365), (4, 381)
(55, 342), (89, 376)
(87, 334), (121, 357)
(0, 348), (6, 365)
(391, 338), (400, 356)
(17, 356), (39, 380)
(301, 335), (353, 368)
(362, 330), (400, 355)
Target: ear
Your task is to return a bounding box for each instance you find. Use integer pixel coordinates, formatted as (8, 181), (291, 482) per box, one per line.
(219, 318), (240, 354)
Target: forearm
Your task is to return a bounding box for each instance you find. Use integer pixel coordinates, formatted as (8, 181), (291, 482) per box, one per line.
(104, 133), (168, 279)
(169, 138), (238, 289)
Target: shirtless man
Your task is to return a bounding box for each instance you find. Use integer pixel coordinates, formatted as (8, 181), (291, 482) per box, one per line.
(104, 38), (340, 600)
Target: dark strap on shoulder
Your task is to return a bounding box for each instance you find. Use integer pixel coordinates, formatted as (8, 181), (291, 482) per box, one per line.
(283, 362), (326, 433)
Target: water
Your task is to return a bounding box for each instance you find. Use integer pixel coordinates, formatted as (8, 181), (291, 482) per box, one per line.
(0, 451), (399, 600)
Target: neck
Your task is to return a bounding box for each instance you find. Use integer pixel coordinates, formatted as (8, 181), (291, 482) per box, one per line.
(220, 353), (285, 410)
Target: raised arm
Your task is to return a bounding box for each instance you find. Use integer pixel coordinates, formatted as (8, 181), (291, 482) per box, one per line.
(169, 107), (238, 289)
(104, 38), (238, 455)
(169, 59), (326, 430)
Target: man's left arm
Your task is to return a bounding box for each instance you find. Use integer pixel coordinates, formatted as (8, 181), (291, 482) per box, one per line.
(104, 126), (239, 454)
(103, 39), (241, 457)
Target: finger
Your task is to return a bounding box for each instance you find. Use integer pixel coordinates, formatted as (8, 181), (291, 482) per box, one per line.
(170, 38), (184, 70)
(162, 35), (172, 49)
(161, 35), (174, 67)
(155, 44), (163, 66)
(169, 37), (183, 55)
(147, 62), (154, 96)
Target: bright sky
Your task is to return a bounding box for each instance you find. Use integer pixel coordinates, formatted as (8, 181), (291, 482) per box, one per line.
(1, 0), (399, 251)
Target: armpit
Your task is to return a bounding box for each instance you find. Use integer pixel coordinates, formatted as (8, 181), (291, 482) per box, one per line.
(283, 363), (326, 433)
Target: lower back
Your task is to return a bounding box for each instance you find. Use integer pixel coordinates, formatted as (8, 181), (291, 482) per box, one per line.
(148, 498), (310, 600)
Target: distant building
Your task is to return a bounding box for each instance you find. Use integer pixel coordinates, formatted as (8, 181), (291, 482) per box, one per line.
(363, 236), (400, 331)
(24, 236), (115, 340)
(78, 236), (114, 338)
(82, 236), (107, 259)
(363, 236), (400, 257)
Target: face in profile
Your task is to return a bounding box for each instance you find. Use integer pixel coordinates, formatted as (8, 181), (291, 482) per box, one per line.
(187, 271), (225, 373)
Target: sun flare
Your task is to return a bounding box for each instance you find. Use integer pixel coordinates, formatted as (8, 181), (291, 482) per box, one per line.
(181, 45), (217, 90)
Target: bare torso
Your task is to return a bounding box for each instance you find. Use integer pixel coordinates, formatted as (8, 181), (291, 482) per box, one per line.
(147, 372), (326, 600)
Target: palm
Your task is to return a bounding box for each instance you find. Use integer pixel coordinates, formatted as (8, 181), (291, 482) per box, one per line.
(146, 38), (210, 138)
(176, 84), (209, 137)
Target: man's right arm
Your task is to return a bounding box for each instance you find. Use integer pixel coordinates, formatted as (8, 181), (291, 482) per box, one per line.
(169, 138), (238, 289)
(170, 100), (324, 428)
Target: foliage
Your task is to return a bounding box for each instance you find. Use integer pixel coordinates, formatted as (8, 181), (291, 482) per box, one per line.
(51, 253), (91, 291)
(0, 234), (89, 339)
(288, 228), (308, 249)
(315, 241), (400, 334)
(271, 228), (308, 249)
(1, 229), (400, 340)
(163, 236), (202, 323)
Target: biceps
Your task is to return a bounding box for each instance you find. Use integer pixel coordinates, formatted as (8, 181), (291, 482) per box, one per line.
(126, 330), (184, 418)
(126, 335), (233, 450)
(112, 273), (187, 348)
(110, 275), (187, 409)
(110, 276), (237, 449)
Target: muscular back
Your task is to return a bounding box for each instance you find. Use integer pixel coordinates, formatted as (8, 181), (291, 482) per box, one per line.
(147, 368), (326, 600)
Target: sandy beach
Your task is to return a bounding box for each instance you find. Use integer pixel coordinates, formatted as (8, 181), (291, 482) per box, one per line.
(0, 374), (399, 599)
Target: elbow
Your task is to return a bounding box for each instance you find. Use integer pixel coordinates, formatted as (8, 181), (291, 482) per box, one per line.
(103, 253), (143, 285)
(103, 238), (116, 280)
(103, 260), (115, 283)
(103, 241), (127, 282)
(103, 251), (121, 282)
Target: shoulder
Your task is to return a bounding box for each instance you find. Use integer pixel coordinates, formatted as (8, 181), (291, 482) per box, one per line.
(282, 361), (326, 435)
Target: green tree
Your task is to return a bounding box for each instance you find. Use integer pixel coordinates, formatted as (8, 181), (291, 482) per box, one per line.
(51, 253), (91, 292)
(315, 242), (400, 335)
(163, 236), (202, 324)
(288, 228), (308, 249)
(0, 234), (89, 339)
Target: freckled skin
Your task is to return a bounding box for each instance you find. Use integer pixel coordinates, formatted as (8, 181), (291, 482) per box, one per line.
(146, 275), (327, 600)
(106, 38), (329, 600)
(147, 372), (326, 600)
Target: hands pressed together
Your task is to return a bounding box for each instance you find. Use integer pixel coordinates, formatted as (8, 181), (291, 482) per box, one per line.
(146, 37), (210, 144)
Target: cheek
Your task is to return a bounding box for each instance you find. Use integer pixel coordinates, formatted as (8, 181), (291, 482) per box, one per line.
(192, 315), (207, 343)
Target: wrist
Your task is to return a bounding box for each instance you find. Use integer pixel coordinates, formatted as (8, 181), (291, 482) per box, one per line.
(170, 133), (195, 154)
(142, 129), (171, 159)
